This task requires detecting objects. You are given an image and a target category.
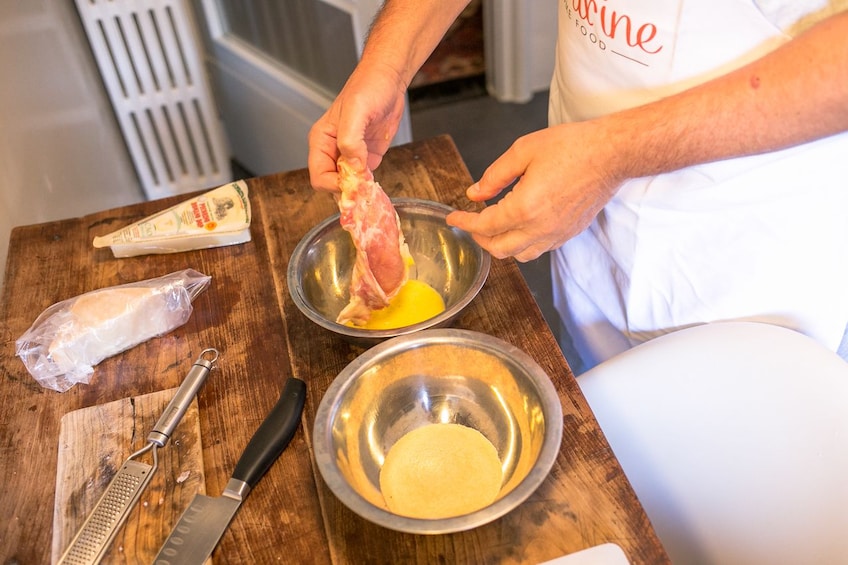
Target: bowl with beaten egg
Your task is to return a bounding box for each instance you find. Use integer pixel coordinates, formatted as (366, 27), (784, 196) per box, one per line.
(312, 328), (563, 534)
(287, 198), (490, 346)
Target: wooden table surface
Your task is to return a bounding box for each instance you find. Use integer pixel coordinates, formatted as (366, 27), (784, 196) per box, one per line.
(0, 135), (668, 564)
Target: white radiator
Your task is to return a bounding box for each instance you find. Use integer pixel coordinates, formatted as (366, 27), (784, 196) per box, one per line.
(75, 0), (230, 200)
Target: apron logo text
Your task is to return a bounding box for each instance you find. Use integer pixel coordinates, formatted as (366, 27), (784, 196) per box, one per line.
(566, 0), (664, 64)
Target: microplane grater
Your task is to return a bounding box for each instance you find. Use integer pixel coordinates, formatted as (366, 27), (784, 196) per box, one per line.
(58, 456), (155, 564)
(57, 348), (218, 565)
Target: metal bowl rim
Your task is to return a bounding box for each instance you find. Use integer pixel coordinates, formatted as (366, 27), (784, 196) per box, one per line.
(312, 328), (564, 534)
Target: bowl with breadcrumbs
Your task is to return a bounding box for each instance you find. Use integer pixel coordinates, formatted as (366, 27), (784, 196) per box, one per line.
(312, 328), (563, 534)
(287, 198), (490, 347)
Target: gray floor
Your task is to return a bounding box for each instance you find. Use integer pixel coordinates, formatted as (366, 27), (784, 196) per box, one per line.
(409, 90), (560, 339)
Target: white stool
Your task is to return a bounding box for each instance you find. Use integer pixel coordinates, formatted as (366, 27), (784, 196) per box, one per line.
(578, 322), (848, 565)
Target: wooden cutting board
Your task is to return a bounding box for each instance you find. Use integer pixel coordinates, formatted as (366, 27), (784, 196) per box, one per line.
(52, 388), (207, 563)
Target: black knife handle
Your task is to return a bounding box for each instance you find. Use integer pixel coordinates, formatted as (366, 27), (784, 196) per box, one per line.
(232, 377), (306, 489)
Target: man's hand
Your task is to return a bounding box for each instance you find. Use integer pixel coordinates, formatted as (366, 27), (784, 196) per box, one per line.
(307, 62), (407, 192)
(447, 122), (625, 262)
(307, 0), (471, 193)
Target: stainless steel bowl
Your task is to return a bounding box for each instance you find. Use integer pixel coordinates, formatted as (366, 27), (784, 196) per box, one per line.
(313, 329), (563, 534)
(287, 198), (491, 346)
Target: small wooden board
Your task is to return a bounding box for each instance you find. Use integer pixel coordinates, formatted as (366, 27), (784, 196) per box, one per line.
(52, 388), (206, 563)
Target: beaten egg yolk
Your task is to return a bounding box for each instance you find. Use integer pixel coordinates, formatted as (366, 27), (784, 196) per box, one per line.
(351, 279), (445, 330)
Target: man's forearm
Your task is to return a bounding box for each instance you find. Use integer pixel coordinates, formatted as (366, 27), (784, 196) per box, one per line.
(361, 0), (471, 87)
(605, 10), (848, 180)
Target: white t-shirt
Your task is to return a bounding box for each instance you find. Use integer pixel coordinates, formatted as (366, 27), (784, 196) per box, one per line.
(549, 0), (848, 373)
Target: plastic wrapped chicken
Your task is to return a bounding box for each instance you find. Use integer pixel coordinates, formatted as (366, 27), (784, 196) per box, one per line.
(15, 269), (210, 392)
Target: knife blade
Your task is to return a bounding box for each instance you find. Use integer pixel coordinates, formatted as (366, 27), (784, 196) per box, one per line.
(153, 376), (306, 565)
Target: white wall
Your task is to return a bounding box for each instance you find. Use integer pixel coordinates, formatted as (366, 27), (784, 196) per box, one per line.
(528, 0), (558, 93)
(484, 0), (557, 103)
(0, 2), (144, 286)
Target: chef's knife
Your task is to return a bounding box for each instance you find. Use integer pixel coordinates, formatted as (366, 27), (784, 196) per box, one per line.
(153, 377), (306, 565)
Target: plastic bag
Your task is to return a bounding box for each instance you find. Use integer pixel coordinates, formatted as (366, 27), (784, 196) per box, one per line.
(15, 269), (211, 392)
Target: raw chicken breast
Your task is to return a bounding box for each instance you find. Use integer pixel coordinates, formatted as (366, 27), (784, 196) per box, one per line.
(336, 157), (412, 325)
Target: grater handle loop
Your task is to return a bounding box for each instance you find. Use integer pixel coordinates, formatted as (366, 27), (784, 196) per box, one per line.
(148, 348), (218, 446)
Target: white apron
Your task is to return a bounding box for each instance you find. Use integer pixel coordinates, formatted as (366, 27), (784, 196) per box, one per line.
(549, 0), (848, 373)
